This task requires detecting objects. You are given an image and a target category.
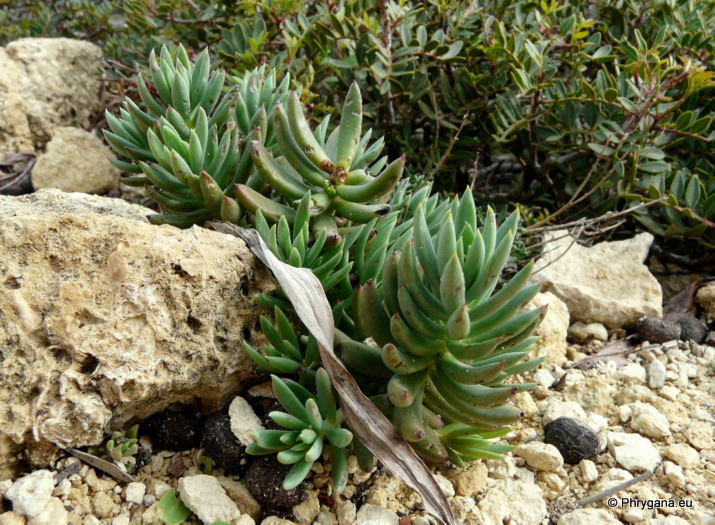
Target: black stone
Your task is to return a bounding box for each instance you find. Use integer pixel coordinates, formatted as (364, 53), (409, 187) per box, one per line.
(201, 411), (249, 475)
(677, 316), (708, 344)
(245, 454), (306, 510)
(637, 316), (681, 344)
(142, 409), (202, 452)
(544, 417), (601, 464)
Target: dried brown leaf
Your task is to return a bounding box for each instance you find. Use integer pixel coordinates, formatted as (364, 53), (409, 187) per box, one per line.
(66, 448), (134, 483)
(663, 278), (715, 323)
(209, 223), (454, 525)
(569, 335), (639, 370)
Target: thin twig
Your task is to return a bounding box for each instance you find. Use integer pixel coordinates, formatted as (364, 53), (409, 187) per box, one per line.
(531, 223), (585, 276)
(469, 152), (480, 191)
(377, 0), (396, 132)
(525, 198), (667, 234)
(417, 113), (469, 191)
(578, 470), (655, 507)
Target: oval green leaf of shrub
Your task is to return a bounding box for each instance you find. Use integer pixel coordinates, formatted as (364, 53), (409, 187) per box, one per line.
(684, 176), (702, 209)
(639, 161), (671, 174)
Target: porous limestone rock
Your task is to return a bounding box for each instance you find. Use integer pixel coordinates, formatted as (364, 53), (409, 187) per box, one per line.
(0, 38), (104, 154)
(695, 283), (715, 321)
(177, 475), (244, 525)
(31, 127), (120, 194)
(531, 230), (662, 328)
(0, 190), (272, 477)
(477, 479), (547, 525)
(523, 291), (569, 367)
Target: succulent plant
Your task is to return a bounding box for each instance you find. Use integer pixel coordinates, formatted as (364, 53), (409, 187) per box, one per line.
(342, 192), (546, 465)
(247, 371), (353, 493)
(88, 424), (140, 471)
(252, 192), (354, 310)
(105, 44), (289, 227)
(243, 305), (321, 387)
(235, 82), (405, 228)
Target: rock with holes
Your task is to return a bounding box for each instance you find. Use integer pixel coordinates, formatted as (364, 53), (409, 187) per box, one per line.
(531, 230), (661, 329)
(0, 38), (104, 155)
(0, 189), (273, 478)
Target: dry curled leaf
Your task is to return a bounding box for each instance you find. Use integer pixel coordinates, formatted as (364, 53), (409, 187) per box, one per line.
(66, 448), (134, 483)
(663, 278), (715, 323)
(208, 222), (454, 525)
(569, 335), (639, 370)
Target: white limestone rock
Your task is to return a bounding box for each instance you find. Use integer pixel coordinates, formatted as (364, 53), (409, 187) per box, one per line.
(522, 292), (570, 367)
(125, 482), (146, 506)
(568, 322), (609, 343)
(592, 468), (633, 494)
(0, 190), (272, 477)
(662, 461), (685, 488)
(336, 501), (356, 525)
(229, 396), (265, 447)
(178, 475), (244, 525)
(477, 480), (547, 525)
(629, 402), (671, 438)
(542, 399), (589, 424)
(578, 460), (599, 484)
(0, 38), (104, 154)
(558, 509), (620, 524)
(531, 230), (661, 328)
(31, 127), (120, 194)
(26, 497), (68, 525)
(515, 442), (564, 471)
(533, 369), (556, 388)
(606, 432), (662, 472)
(614, 363), (647, 383)
(355, 504), (399, 525)
(646, 361), (667, 389)
(5, 470), (55, 518)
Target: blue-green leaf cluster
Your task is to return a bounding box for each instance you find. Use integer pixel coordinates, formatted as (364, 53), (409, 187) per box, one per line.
(247, 372), (352, 493)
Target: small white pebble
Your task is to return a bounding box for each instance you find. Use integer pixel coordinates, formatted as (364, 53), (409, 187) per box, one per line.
(663, 461), (686, 488)
(53, 478), (72, 498)
(153, 481), (171, 499)
(622, 508), (643, 523)
(618, 405), (632, 423)
(579, 460), (598, 484)
(125, 482), (146, 506)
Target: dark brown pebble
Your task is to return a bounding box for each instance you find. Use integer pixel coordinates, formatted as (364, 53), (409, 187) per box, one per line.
(544, 416), (601, 464)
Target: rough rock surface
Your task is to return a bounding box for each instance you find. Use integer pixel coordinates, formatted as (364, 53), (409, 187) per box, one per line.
(31, 127), (120, 194)
(0, 190), (272, 477)
(515, 442), (564, 471)
(523, 291), (570, 367)
(478, 479), (548, 524)
(607, 431), (662, 472)
(0, 38), (104, 154)
(4, 470), (55, 517)
(177, 475), (246, 524)
(695, 283), (715, 321)
(532, 230), (662, 328)
(229, 396), (265, 447)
